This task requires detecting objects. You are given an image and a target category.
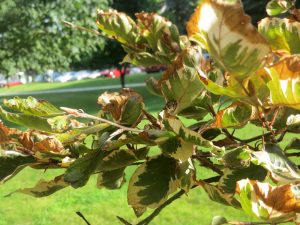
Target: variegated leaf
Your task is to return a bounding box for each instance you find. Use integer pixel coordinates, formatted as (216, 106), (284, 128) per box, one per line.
(237, 179), (300, 222)
(187, 0), (270, 80)
(259, 17), (300, 54)
(261, 56), (300, 109)
(164, 117), (224, 156)
(9, 175), (69, 197)
(252, 144), (300, 184)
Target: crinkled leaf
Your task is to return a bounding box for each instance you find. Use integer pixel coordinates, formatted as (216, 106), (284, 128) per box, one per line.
(0, 151), (36, 183)
(252, 143), (300, 184)
(98, 89), (144, 126)
(3, 96), (63, 116)
(9, 175), (68, 197)
(97, 167), (125, 190)
(187, 0), (270, 80)
(135, 12), (181, 55)
(237, 179), (300, 222)
(64, 150), (104, 188)
(33, 137), (65, 153)
(128, 155), (179, 209)
(215, 102), (252, 128)
(219, 164), (267, 194)
(97, 9), (139, 45)
(259, 18), (300, 54)
(266, 0), (294, 16)
(0, 123), (20, 143)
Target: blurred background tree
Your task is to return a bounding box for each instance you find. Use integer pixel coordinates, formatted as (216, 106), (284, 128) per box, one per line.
(0, 0), (109, 76)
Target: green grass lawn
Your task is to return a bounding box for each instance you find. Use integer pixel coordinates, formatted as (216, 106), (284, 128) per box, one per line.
(0, 74), (293, 225)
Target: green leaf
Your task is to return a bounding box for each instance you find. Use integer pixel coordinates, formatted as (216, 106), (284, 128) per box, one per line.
(135, 12), (181, 55)
(222, 147), (251, 169)
(252, 143), (300, 184)
(218, 164), (267, 194)
(200, 181), (240, 208)
(122, 52), (170, 66)
(259, 18), (300, 54)
(178, 91), (211, 120)
(9, 175), (68, 197)
(160, 47), (204, 114)
(3, 96), (63, 116)
(57, 123), (111, 144)
(285, 138), (300, 150)
(266, 0), (294, 16)
(0, 106), (54, 132)
(146, 77), (162, 97)
(128, 155), (179, 209)
(215, 102), (252, 128)
(64, 150), (104, 188)
(99, 147), (149, 171)
(0, 151), (36, 183)
(97, 167), (125, 190)
(159, 136), (194, 162)
(97, 9), (139, 45)
(177, 158), (195, 192)
(187, 0), (270, 80)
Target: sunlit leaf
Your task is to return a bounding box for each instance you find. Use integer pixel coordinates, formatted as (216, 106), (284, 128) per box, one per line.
(259, 17), (300, 54)
(215, 102), (252, 128)
(3, 96), (63, 117)
(260, 56), (300, 110)
(187, 0), (270, 80)
(266, 0), (294, 16)
(97, 9), (139, 45)
(237, 179), (300, 222)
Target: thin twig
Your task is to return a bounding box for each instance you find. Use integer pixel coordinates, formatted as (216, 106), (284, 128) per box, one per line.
(76, 211), (91, 225)
(60, 107), (142, 133)
(63, 21), (102, 36)
(117, 216), (132, 225)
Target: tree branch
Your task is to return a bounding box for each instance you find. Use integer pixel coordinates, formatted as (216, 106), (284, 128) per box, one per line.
(76, 211), (91, 225)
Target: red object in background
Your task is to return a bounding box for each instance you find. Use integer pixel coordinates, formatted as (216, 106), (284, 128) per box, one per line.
(101, 68), (129, 78)
(5, 81), (23, 87)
